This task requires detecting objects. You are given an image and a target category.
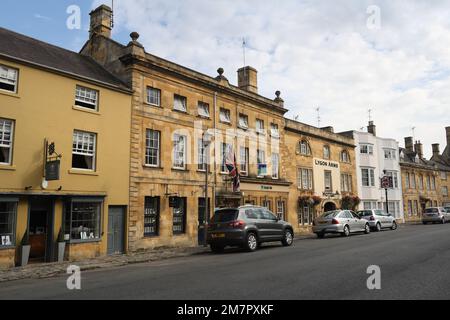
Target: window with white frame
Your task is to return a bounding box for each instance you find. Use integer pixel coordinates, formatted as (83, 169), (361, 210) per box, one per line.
(238, 114), (249, 129)
(270, 123), (279, 138)
(197, 101), (210, 118)
(147, 87), (161, 107)
(341, 150), (350, 163)
(0, 119), (14, 165)
(441, 171), (448, 180)
(220, 143), (233, 173)
(385, 171), (399, 188)
(174, 94), (187, 112)
(257, 149), (266, 177)
(145, 129), (160, 167)
(361, 168), (375, 187)
(298, 168), (313, 190)
(256, 119), (265, 134)
(173, 134), (187, 169)
(299, 140), (311, 156)
(324, 170), (332, 191)
(0, 64), (18, 93)
(442, 186), (449, 197)
(72, 130), (96, 170)
(276, 201), (286, 221)
(360, 144), (374, 155)
(0, 200), (17, 247)
(323, 145), (330, 160)
(341, 173), (352, 192)
(271, 153), (279, 179)
(75, 85), (98, 110)
(384, 149), (396, 160)
(298, 204), (313, 226)
(219, 108), (231, 123)
(239, 147), (249, 176)
(197, 139), (208, 171)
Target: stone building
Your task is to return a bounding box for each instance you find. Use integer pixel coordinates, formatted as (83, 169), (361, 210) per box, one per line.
(399, 137), (441, 222)
(0, 27), (132, 269)
(429, 127), (450, 207)
(81, 5), (291, 250)
(284, 120), (358, 234)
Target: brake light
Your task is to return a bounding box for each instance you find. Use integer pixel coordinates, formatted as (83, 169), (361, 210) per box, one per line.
(332, 219), (339, 225)
(229, 220), (246, 229)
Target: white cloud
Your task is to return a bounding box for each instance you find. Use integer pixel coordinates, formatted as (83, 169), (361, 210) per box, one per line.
(92, 0), (450, 157)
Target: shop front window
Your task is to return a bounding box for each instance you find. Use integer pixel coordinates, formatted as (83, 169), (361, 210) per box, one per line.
(65, 199), (102, 241)
(0, 200), (17, 247)
(173, 197), (187, 235)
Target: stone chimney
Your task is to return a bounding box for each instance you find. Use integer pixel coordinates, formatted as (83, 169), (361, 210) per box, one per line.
(89, 5), (112, 38)
(414, 140), (424, 159)
(432, 143), (440, 157)
(237, 66), (258, 93)
(405, 137), (414, 153)
(321, 126), (334, 133)
(367, 121), (376, 136)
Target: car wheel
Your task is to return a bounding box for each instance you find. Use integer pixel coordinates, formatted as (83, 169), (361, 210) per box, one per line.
(210, 244), (224, 254)
(316, 233), (325, 239)
(244, 232), (258, 252)
(364, 223), (370, 234)
(341, 225), (350, 237)
(375, 222), (381, 232)
(391, 221), (398, 230)
(281, 229), (294, 246)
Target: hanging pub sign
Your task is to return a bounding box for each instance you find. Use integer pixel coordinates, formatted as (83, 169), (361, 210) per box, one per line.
(45, 160), (60, 181)
(169, 196), (181, 208)
(44, 140), (62, 181)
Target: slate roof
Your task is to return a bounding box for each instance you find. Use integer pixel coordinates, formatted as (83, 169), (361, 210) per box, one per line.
(0, 27), (129, 91)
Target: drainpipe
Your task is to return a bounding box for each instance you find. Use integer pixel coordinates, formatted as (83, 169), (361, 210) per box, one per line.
(213, 92), (217, 210)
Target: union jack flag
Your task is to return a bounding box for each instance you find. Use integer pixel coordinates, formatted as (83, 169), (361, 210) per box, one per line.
(225, 145), (240, 192)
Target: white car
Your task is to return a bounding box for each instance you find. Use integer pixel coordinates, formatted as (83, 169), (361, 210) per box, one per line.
(357, 209), (398, 231)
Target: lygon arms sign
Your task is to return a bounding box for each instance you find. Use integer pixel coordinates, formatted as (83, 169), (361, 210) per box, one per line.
(314, 159), (339, 169)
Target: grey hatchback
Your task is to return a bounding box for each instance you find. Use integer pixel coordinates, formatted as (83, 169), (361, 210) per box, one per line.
(207, 206), (294, 253)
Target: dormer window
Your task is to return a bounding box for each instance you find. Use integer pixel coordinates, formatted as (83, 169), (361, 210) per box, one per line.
(0, 64), (18, 93)
(75, 85), (98, 111)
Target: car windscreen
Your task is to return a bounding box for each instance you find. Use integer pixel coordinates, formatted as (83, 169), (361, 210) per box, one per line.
(212, 209), (239, 223)
(425, 208), (438, 213)
(321, 210), (340, 218)
(358, 210), (373, 216)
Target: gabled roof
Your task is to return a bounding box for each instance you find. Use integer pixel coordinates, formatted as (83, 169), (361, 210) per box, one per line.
(0, 27), (130, 92)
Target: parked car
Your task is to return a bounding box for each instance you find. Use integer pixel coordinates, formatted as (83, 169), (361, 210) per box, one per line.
(207, 205), (294, 253)
(445, 207), (450, 213)
(312, 210), (370, 238)
(422, 207), (450, 224)
(357, 209), (398, 231)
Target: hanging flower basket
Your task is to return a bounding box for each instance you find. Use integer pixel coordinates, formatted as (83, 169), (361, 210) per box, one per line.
(298, 195), (314, 206)
(311, 195), (323, 206)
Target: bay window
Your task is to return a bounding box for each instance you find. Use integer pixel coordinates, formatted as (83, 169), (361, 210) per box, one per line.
(361, 168), (375, 187)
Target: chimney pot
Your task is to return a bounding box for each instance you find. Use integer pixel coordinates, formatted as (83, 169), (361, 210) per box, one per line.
(237, 66), (258, 93)
(367, 121), (376, 136)
(432, 143), (440, 156)
(414, 140), (424, 159)
(405, 137), (414, 153)
(89, 5), (112, 38)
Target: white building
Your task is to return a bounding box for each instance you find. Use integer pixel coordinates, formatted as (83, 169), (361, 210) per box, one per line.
(340, 122), (404, 221)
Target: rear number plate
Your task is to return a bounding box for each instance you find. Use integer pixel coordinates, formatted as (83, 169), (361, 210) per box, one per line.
(212, 233), (225, 238)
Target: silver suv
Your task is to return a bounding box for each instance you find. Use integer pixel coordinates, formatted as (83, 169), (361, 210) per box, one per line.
(357, 209), (398, 231)
(422, 207), (450, 224)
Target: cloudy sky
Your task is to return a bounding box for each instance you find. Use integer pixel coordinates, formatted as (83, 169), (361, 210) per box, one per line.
(2, 0), (449, 157)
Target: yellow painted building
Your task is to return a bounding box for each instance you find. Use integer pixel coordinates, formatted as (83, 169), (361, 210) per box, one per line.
(0, 27), (132, 269)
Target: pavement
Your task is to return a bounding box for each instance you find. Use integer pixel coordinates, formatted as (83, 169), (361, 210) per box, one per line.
(0, 223), (449, 300)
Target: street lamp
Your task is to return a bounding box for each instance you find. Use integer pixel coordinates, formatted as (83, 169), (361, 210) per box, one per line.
(202, 130), (213, 247)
